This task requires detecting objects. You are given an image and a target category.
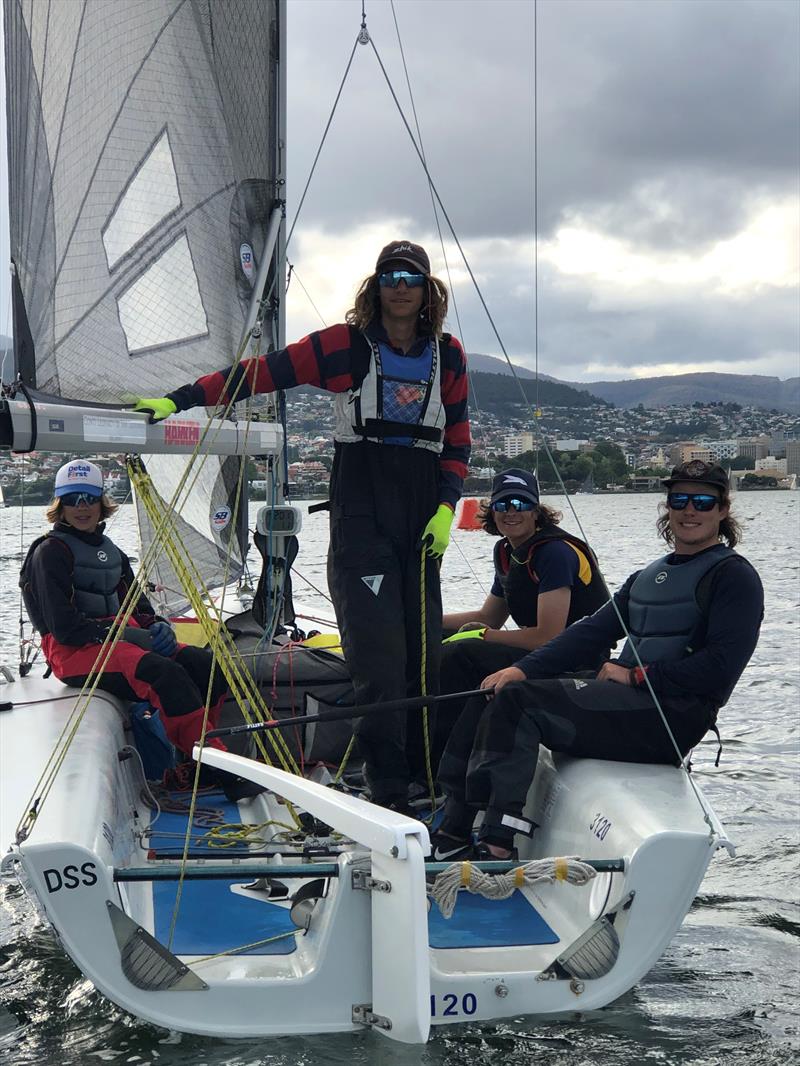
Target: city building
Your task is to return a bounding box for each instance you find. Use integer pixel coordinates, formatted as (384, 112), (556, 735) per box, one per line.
(786, 440), (800, 475)
(503, 432), (535, 457)
(669, 442), (713, 465)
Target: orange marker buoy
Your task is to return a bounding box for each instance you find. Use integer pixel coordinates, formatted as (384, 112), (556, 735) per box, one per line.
(457, 497), (484, 530)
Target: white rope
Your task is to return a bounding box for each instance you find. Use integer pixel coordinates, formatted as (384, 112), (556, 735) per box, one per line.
(429, 856), (596, 920)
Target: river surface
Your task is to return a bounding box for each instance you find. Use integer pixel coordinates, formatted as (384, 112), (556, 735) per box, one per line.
(0, 491), (798, 1065)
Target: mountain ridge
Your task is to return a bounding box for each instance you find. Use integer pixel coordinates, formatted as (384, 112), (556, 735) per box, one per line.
(466, 352), (799, 414)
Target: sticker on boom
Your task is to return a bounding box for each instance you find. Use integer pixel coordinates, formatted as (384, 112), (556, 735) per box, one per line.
(164, 421), (200, 446)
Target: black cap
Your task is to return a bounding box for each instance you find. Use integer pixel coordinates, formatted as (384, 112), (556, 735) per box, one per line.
(662, 460), (729, 491)
(375, 240), (431, 276)
(490, 468), (540, 506)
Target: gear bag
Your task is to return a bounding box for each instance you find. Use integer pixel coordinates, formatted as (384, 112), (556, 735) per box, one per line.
(220, 612), (356, 765)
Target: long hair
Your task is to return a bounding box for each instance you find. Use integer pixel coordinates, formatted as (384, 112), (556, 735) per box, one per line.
(45, 494), (118, 525)
(656, 487), (742, 548)
(478, 500), (563, 538)
(345, 272), (449, 335)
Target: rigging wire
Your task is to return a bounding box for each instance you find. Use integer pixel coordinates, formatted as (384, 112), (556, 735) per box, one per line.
(387, 0), (489, 597)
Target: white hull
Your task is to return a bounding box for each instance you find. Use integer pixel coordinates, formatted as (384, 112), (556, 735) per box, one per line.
(0, 672), (732, 1043)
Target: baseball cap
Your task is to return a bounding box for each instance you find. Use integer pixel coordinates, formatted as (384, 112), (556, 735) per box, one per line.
(662, 460), (729, 491)
(375, 240), (431, 276)
(54, 460), (104, 498)
(490, 468), (540, 506)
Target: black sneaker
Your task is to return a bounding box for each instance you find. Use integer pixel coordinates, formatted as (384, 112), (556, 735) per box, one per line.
(407, 780), (444, 810)
(429, 831), (474, 862)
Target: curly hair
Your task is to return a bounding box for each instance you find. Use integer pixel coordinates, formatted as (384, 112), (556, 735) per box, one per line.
(478, 500), (563, 537)
(45, 494), (118, 525)
(656, 488), (742, 548)
(345, 273), (449, 335)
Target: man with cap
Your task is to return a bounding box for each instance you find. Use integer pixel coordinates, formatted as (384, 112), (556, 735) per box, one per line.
(130, 241), (470, 813)
(430, 460), (763, 861)
(429, 467), (608, 784)
(19, 460), (262, 802)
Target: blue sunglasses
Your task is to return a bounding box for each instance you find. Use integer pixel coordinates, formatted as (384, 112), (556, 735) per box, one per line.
(666, 492), (719, 512)
(60, 491), (101, 507)
(378, 270), (426, 288)
(491, 498), (537, 513)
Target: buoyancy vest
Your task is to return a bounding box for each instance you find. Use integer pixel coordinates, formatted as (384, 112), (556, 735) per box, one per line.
(333, 334), (446, 452)
(616, 547), (735, 670)
(46, 529), (125, 619)
(493, 525), (609, 628)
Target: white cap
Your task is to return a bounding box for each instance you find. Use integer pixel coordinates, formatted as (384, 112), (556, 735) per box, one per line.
(54, 460), (104, 498)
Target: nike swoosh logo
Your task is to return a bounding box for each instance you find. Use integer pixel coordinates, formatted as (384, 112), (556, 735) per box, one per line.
(433, 843), (471, 861)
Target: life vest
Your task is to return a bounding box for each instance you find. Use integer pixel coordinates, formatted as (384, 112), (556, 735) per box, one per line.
(46, 528), (125, 619)
(333, 334), (446, 452)
(617, 547), (734, 671)
(493, 525), (608, 628)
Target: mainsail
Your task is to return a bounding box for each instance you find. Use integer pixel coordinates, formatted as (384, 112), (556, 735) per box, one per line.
(4, 0), (287, 611)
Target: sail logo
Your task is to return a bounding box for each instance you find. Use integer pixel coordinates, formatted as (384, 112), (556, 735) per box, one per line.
(212, 507), (232, 532)
(361, 574), (384, 596)
(240, 243), (255, 283)
(164, 421), (200, 446)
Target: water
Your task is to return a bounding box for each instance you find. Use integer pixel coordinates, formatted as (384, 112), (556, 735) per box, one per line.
(0, 491), (798, 1065)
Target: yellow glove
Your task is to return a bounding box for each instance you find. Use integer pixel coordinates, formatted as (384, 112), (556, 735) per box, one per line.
(132, 397), (177, 423)
(421, 504), (454, 558)
(442, 627), (487, 644)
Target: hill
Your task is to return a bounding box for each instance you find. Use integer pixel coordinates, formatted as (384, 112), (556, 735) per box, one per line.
(466, 353), (799, 414)
(468, 370), (605, 411)
(566, 372), (800, 414)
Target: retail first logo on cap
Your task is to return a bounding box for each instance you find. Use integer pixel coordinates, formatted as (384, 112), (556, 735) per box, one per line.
(67, 463), (92, 480)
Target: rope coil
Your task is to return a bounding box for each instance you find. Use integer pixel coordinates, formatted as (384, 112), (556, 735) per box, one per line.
(429, 856), (597, 920)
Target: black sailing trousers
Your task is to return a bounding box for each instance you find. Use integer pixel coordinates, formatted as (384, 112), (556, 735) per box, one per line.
(435, 638), (525, 770)
(438, 674), (715, 846)
(327, 442), (442, 805)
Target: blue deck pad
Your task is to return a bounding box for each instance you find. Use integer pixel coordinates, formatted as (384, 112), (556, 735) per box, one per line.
(147, 790), (246, 854)
(427, 889), (560, 949)
(154, 878), (298, 956)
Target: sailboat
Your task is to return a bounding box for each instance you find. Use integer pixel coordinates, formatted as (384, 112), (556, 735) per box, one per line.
(0, 0), (734, 1045)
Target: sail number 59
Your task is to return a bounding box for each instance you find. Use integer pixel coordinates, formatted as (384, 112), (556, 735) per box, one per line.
(430, 992), (477, 1017)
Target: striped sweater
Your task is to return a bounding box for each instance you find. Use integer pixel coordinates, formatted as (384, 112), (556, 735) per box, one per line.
(166, 322), (471, 508)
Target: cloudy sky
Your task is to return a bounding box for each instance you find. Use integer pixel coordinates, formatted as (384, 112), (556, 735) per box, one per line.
(1, 0), (798, 383)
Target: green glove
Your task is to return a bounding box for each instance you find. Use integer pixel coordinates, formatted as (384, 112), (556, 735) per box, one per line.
(132, 397), (177, 423)
(421, 503), (454, 558)
(442, 627), (487, 644)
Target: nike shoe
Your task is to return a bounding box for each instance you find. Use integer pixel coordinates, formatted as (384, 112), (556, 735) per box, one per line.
(428, 831), (474, 862)
(407, 780), (444, 810)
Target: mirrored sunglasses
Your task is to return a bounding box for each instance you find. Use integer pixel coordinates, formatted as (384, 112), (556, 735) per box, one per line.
(666, 492), (719, 512)
(60, 491), (101, 507)
(378, 270), (426, 288)
(490, 497), (536, 513)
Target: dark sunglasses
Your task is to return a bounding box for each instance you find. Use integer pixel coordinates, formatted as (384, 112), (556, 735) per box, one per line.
(666, 492), (719, 512)
(491, 498), (536, 513)
(378, 270), (426, 288)
(60, 491), (101, 507)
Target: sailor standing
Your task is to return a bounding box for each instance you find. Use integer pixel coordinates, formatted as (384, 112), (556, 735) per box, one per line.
(133, 241), (471, 811)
